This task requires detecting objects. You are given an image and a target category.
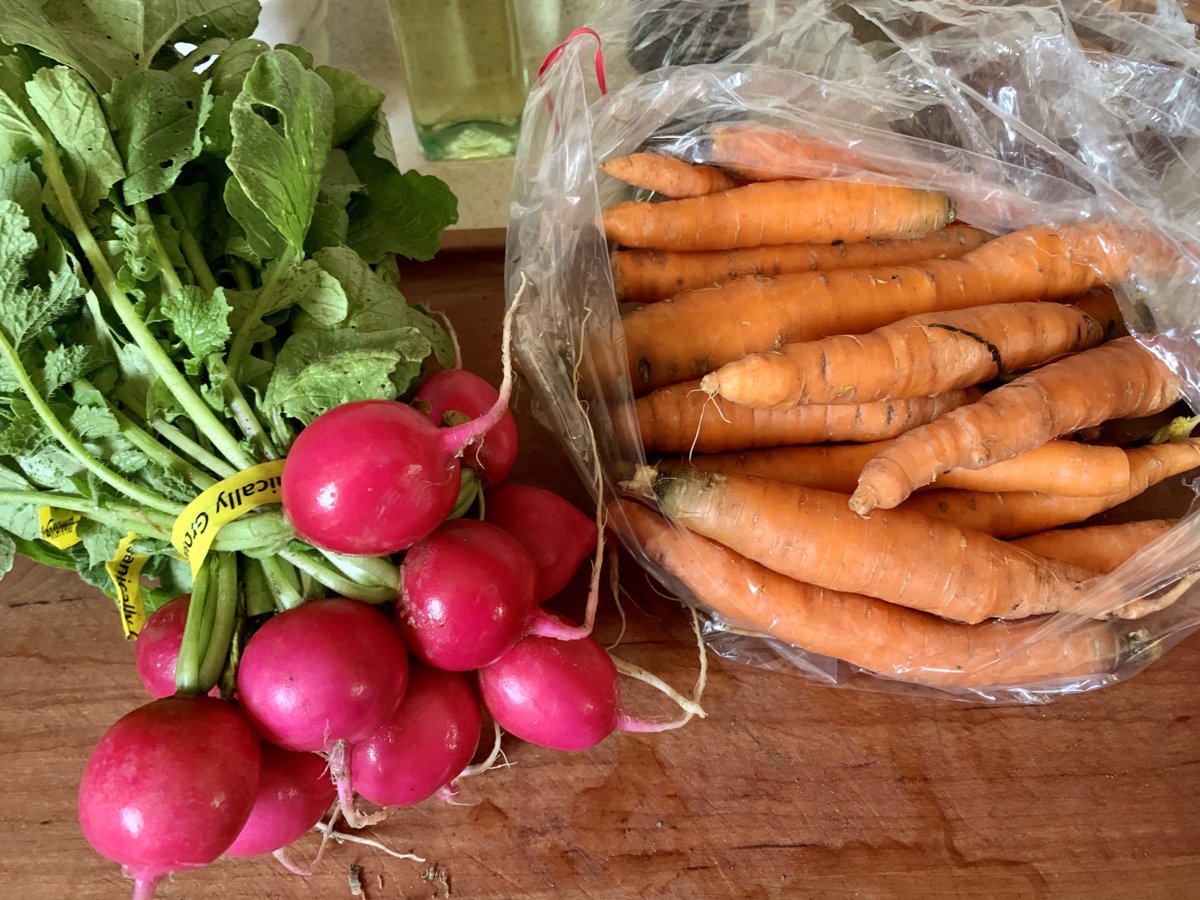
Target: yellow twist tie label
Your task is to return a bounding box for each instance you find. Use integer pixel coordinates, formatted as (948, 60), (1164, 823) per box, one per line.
(171, 459), (286, 576)
(38, 506), (82, 549)
(106, 532), (149, 640)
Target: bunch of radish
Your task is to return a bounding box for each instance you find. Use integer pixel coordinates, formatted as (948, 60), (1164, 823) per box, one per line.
(79, 362), (697, 899)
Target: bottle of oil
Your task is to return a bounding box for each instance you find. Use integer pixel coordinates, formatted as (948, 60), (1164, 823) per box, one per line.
(388, 0), (529, 160)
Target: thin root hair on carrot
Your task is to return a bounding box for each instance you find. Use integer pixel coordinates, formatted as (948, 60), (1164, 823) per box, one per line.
(687, 388), (732, 460)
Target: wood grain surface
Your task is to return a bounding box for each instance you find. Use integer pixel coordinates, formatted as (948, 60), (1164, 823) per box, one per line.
(2, 251), (1198, 900)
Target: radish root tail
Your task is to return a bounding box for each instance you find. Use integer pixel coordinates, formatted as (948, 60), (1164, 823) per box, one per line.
(611, 608), (709, 732)
(439, 271), (526, 455)
(328, 740), (387, 830)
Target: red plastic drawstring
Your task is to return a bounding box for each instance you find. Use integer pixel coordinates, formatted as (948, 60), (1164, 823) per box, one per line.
(537, 26), (608, 95)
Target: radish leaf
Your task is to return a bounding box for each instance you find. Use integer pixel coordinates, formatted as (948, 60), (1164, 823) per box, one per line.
(227, 49), (332, 252)
(105, 69), (213, 205)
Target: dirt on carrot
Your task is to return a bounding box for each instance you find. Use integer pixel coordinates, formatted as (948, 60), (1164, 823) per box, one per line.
(602, 221), (1139, 395)
(662, 438), (1134, 498)
(635, 383), (980, 453)
(601, 179), (955, 251)
(705, 121), (882, 180)
(613, 499), (1130, 690)
(850, 337), (1183, 514)
(638, 467), (1096, 623)
(610, 223), (993, 303)
(600, 152), (744, 198)
(1010, 520), (1175, 575)
(700, 299), (1108, 408)
(899, 438), (1200, 536)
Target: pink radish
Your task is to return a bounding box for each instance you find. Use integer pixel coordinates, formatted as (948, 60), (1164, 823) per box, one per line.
(478, 625), (680, 752)
(235, 598), (409, 753)
(351, 663), (483, 808)
(485, 483), (598, 601)
(396, 518), (581, 671)
(224, 743), (335, 858)
(281, 392), (511, 556)
(413, 368), (519, 486)
(235, 598), (409, 828)
(134, 595), (191, 699)
(78, 696), (261, 899)
(133, 595), (220, 699)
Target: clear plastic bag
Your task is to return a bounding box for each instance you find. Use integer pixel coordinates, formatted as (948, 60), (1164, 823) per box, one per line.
(505, 0), (1200, 702)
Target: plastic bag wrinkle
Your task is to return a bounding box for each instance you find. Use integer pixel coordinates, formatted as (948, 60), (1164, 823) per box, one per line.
(505, 0), (1200, 702)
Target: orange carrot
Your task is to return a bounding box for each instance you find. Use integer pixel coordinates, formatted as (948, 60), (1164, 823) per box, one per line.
(610, 223), (994, 302)
(600, 152), (744, 198)
(637, 468), (1095, 623)
(613, 499), (1129, 690)
(901, 440), (1200, 537)
(601, 179), (955, 250)
(665, 438), (1132, 497)
(850, 338), (1182, 514)
(603, 221), (1136, 394)
(705, 121), (882, 180)
(700, 299), (1107, 408)
(1010, 520), (1175, 575)
(636, 383), (979, 453)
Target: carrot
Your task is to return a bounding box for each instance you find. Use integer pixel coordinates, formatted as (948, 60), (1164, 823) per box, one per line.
(613, 499), (1130, 690)
(610, 223), (994, 302)
(599, 152), (744, 198)
(700, 299), (1108, 408)
(1010, 520), (1175, 575)
(636, 467), (1096, 623)
(850, 337), (1182, 514)
(601, 179), (955, 251)
(603, 221), (1137, 394)
(901, 439), (1200, 537)
(705, 121), (881, 180)
(665, 438), (1133, 497)
(636, 383), (979, 453)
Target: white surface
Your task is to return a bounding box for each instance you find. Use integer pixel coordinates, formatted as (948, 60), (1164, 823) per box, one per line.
(325, 0), (517, 236)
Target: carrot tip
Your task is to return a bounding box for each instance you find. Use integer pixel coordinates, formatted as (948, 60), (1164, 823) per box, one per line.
(848, 487), (877, 517)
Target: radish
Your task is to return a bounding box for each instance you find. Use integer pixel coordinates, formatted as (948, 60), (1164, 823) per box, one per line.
(235, 597), (409, 828)
(235, 598), (409, 753)
(484, 483), (599, 601)
(396, 518), (580, 671)
(134, 595), (191, 699)
(224, 743), (335, 858)
(78, 696), (261, 899)
(477, 625), (683, 752)
(280, 305), (517, 556)
(413, 368), (519, 486)
(351, 662), (483, 808)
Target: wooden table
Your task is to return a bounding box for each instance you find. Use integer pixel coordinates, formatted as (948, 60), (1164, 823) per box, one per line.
(3, 250), (1198, 900)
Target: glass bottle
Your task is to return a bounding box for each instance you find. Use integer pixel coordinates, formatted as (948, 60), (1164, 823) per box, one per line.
(388, 0), (529, 160)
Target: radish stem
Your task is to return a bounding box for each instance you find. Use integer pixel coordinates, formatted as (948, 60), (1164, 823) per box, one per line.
(160, 191), (221, 294)
(0, 331), (183, 515)
(198, 553), (240, 689)
(175, 560), (212, 694)
(278, 547), (398, 603)
(40, 138), (253, 470)
(226, 248), (297, 380)
(135, 203), (281, 462)
(0, 491), (174, 539)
